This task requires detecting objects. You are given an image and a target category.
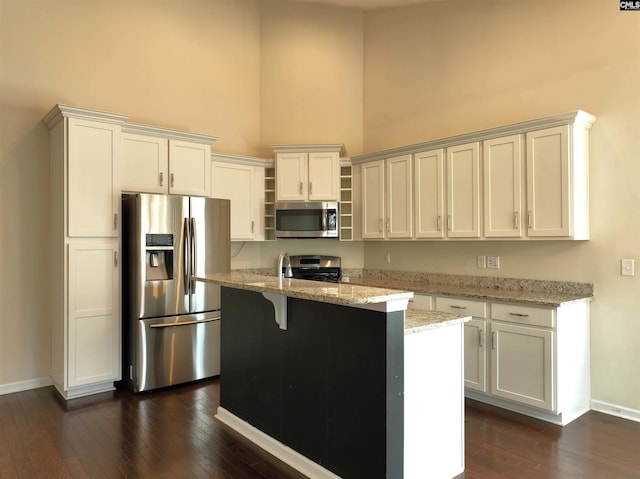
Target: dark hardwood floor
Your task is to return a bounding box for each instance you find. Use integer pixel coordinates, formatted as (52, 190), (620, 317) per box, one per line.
(1, 378), (639, 478)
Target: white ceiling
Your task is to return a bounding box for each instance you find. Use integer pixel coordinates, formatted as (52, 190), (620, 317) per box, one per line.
(290, 0), (437, 11)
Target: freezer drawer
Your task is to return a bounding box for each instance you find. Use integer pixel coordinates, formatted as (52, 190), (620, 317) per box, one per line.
(132, 312), (221, 392)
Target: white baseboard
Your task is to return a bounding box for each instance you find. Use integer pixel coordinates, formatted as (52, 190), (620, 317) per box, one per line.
(591, 400), (640, 423)
(0, 376), (53, 396)
(215, 407), (342, 479)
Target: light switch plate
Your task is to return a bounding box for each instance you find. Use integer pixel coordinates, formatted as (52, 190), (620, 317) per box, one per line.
(477, 255), (486, 269)
(621, 258), (635, 276)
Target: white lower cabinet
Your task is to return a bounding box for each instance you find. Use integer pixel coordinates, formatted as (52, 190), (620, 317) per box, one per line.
(63, 240), (120, 396)
(436, 295), (590, 425)
(435, 296), (488, 393)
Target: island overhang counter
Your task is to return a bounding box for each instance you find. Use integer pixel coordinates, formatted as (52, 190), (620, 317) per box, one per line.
(195, 272), (469, 479)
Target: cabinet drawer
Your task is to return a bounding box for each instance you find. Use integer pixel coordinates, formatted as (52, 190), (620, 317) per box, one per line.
(435, 296), (487, 318)
(408, 293), (433, 310)
(491, 303), (555, 328)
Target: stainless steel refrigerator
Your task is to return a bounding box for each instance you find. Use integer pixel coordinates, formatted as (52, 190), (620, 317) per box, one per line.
(122, 193), (230, 392)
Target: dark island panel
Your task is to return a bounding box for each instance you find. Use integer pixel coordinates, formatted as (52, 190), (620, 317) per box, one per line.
(220, 286), (404, 479)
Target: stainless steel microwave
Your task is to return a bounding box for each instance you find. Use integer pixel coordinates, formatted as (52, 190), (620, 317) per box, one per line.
(275, 201), (339, 238)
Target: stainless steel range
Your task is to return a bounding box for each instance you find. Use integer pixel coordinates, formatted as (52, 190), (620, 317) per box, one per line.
(289, 255), (341, 283)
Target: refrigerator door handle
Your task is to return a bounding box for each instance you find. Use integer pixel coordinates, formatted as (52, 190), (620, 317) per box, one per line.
(190, 217), (197, 287)
(149, 316), (220, 328)
(183, 217), (190, 295)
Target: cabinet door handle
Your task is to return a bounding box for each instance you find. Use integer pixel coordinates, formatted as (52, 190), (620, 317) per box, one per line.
(299, 182), (303, 195)
(386, 218), (390, 232)
(479, 329), (483, 347)
(251, 220), (254, 233)
(113, 213), (118, 231)
(527, 210), (532, 228)
(309, 182), (313, 195)
(436, 215), (442, 231)
(509, 312), (530, 317)
(492, 331), (497, 350)
(114, 251), (118, 267)
(171, 173), (175, 188)
(447, 214), (452, 231)
(159, 172), (164, 187)
(378, 218), (383, 232)
(513, 211), (519, 229)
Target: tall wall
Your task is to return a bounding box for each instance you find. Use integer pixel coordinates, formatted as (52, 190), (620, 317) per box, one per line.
(362, 0), (640, 413)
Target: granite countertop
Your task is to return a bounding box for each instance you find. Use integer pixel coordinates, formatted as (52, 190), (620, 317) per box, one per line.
(195, 272), (413, 308)
(347, 276), (593, 307)
(404, 309), (471, 335)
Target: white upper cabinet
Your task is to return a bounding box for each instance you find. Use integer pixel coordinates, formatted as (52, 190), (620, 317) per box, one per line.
(211, 157), (265, 241)
(483, 135), (523, 238)
(526, 125), (588, 239)
(361, 160), (386, 238)
(122, 124), (215, 197)
(446, 142), (481, 238)
(386, 155), (413, 238)
(414, 149), (445, 239)
(361, 155), (413, 239)
(273, 145), (342, 202)
(354, 110), (595, 241)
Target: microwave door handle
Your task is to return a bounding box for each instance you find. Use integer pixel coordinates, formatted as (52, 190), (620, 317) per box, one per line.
(322, 210), (327, 231)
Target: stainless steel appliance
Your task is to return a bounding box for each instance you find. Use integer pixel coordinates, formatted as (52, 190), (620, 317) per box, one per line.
(122, 193), (230, 392)
(275, 201), (338, 238)
(288, 255), (342, 283)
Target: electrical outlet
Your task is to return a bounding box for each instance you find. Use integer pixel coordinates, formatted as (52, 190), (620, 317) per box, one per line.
(487, 256), (500, 269)
(477, 255), (486, 269)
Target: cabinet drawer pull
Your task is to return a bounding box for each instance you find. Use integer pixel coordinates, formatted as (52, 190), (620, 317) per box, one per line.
(450, 305), (467, 310)
(509, 312), (530, 317)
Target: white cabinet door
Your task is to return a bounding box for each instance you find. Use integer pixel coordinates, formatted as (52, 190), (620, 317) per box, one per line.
(464, 319), (487, 392)
(414, 149), (445, 238)
(490, 321), (554, 411)
(446, 142), (480, 238)
(168, 140), (210, 196)
(67, 240), (120, 388)
(408, 293), (433, 310)
(526, 126), (570, 237)
(361, 160), (385, 239)
(67, 118), (120, 237)
(122, 133), (168, 194)
(483, 135), (523, 238)
(276, 152), (307, 201)
(386, 155), (413, 238)
(308, 152), (339, 201)
(211, 162), (264, 241)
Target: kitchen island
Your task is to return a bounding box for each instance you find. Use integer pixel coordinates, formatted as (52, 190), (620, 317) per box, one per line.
(196, 272), (469, 479)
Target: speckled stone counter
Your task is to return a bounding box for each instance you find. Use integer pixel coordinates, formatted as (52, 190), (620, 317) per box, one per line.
(405, 309), (471, 335)
(347, 270), (594, 307)
(195, 272), (413, 310)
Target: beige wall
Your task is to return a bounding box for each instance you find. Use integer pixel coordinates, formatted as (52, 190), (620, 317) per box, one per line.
(259, 0), (364, 156)
(362, 0), (640, 412)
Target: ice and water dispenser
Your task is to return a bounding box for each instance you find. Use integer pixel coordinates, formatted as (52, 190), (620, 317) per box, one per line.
(145, 233), (174, 281)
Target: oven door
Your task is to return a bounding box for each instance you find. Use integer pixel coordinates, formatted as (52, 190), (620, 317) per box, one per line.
(275, 202), (338, 238)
